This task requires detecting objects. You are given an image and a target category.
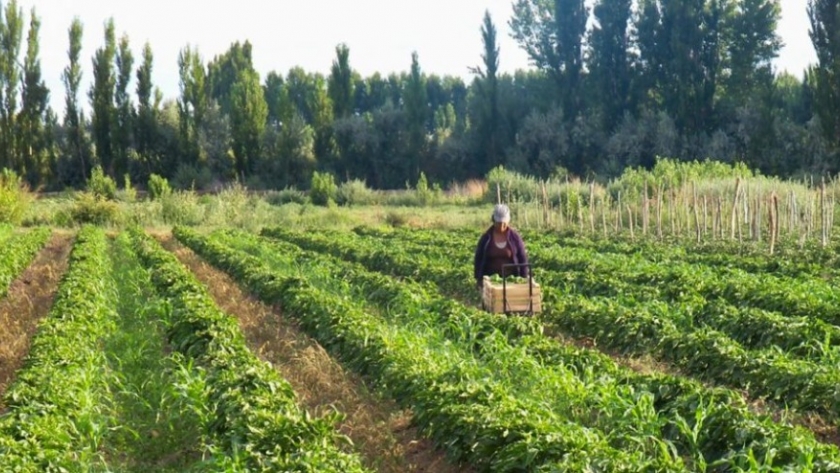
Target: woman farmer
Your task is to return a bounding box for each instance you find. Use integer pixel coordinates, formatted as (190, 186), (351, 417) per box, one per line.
(473, 204), (530, 289)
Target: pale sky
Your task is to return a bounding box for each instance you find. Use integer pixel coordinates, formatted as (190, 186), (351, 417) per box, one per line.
(11, 0), (816, 113)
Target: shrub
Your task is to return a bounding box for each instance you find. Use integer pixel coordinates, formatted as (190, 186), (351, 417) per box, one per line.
(310, 171), (337, 206)
(336, 179), (379, 206)
(148, 174), (172, 200)
(384, 210), (409, 227)
(160, 190), (205, 225)
(117, 174), (137, 203)
(266, 187), (309, 205)
(0, 169), (33, 225)
(87, 166), (117, 200)
(70, 192), (120, 225)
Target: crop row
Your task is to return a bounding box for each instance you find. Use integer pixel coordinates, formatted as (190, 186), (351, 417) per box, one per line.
(210, 227), (840, 471)
(0, 227), (114, 468)
(266, 227), (840, 424)
(0, 227), (51, 298)
(348, 227), (840, 361)
(357, 225), (838, 280)
(127, 229), (369, 472)
(176, 227), (672, 472)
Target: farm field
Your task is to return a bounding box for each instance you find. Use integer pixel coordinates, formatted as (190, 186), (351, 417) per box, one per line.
(2, 224), (840, 471)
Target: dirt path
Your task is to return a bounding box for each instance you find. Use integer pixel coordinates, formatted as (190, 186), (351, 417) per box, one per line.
(0, 232), (73, 409)
(157, 234), (467, 473)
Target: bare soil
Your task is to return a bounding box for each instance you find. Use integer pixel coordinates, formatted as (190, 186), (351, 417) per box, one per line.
(0, 232), (73, 410)
(157, 233), (468, 473)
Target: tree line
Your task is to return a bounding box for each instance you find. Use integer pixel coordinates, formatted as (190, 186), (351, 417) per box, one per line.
(1, 0), (839, 192)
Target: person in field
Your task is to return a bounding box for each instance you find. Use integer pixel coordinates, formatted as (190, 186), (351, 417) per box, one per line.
(473, 204), (530, 289)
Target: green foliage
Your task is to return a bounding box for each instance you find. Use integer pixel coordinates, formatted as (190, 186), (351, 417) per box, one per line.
(172, 163), (213, 190)
(613, 157), (755, 196)
(336, 179), (378, 206)
(160, 190), (205, 225)
(414, 172), (439, 206)
(310, 170), (337, 206)
(118, 173), (136, 202)
(384, 210), (409, 227)
(267, 187), (309, 205)
(0, 169), (33, 224)
(70, 191), (120, 225)
(86, 165), (117, 200)
(147, 173), (171, 200)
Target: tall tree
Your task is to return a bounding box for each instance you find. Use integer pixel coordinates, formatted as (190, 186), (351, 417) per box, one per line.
(723, 0), (781, 110)
(207, 41), (252, 115)
(403, 52), (427, 181)
(19, 6), (49, 185)
(510, 0), (587, 117)
(114, 33), (134, 178)
(61, 17), (90, 185)
(264, 71), (293, 126)
(587, 0), (633, 131)
(808, 0), (840, 152)
(135, 42), (157, 162)
(328, 43), (354, 119)
(89, 18), (117, 175)
(229, 67), (267, 177)
(470, 10), (501, 174)
(177, 45), (207, 167)
(634, 0), (729, 135)
(0, 0), (23, 170)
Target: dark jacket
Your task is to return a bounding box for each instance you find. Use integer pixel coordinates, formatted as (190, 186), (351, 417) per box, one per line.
(473, 226), (529, 284)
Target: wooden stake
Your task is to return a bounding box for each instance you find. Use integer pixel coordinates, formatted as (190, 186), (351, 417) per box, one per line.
(541, 181), (549, 227)
(769, 193), (776, 255)
(657, 185), (664, 239)
(589, 182), (596, 234)
(730, 177), (742, 241)
(692, 181), (700, 243)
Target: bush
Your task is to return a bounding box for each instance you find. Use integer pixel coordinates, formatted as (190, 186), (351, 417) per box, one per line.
(384, 210), (409, 227)
(70, 192), (121, 225)
(87, 166), (117, 200)
(160, 190), (205, 225)
(117, 174), (137, 203)
(414, 172), (441, 206)
(0, 169), (33, 224)
(148, 174), (172, 200)
(310, 171), (337, 206)
(336, 179), (379, 206)
(266, 187), (309, 205)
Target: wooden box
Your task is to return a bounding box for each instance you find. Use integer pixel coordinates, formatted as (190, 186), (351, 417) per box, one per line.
(482, 276), (542, 314)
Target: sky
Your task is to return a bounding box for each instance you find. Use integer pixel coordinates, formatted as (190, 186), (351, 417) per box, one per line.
(10, 0), (817, 114)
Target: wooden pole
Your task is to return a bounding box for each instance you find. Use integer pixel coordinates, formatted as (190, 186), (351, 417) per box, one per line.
(627, 204), (635, 240)
(541, 181), (549, 227)
(769, 193), (776, 255)
(821, 180), (827, 247)
(618, 191), (623, 233)
(589, 182), (596, 234)
(693, 181), (700, 243)
(601, 196), (608, 238)
(703, 194), (708, 239)
(730, 177), (742, 241)
(643, 180), (649, 236)
(657, 185), (664, 239)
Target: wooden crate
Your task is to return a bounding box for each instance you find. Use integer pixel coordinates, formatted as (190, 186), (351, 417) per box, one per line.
(482, 276), (542, 314)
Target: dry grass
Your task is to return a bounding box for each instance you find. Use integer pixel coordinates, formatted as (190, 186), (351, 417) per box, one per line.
(156, 234), (467, 473)
(0, 232), (73, 410)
